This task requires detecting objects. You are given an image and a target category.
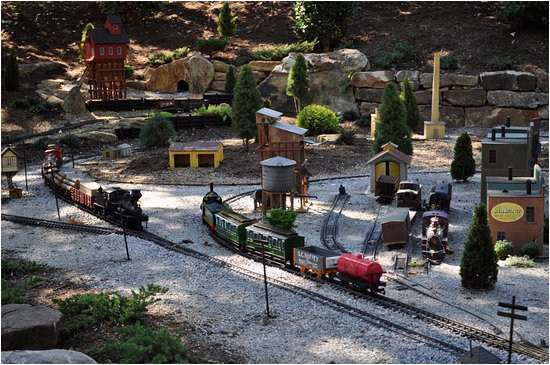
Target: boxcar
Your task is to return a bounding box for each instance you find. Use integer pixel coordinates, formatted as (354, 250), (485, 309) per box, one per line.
(381, 207), (411, 246)
(396, 181), (422, 210)
(375, 175), (398, 204)
(293, 246), (340, 279)
(71, 181), (101, 209)
(245, 222), (305, 263)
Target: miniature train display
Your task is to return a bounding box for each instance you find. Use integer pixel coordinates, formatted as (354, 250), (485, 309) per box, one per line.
(375, 175), (399, 204)
(201, 184), (386, 294)
(396, 181), (422, 210)
(421, 181), (453, 262)
(42, 145), (149, 229)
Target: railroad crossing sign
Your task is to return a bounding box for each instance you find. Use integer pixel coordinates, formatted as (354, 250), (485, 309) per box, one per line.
(497, 296), (528, 364)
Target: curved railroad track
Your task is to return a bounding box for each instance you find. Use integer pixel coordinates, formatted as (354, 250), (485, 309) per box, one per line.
(320, 193), (350, 252)
(362, 204), (388, 260)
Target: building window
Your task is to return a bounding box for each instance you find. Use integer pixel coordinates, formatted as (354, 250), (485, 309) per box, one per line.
(108, 47), (113, 55)
(497, 231), (506, 241)
(488, 150), (497, 164)
(117, 46), (122, 55)
(113, 25), (118, 30)
(526, 207), (535, 223)
(99, 47), (104, 56)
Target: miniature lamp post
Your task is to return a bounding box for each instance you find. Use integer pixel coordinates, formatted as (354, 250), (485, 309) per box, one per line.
(260, 241), (271, 318)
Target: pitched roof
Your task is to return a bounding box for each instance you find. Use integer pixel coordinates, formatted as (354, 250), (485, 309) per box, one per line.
(257, 107), (283, 119)
(271, 121), (307, 136)
(366, 148), (413, 166)
(1, 146), (18, 157)
(106, 15), (122, 24)
(169, 141), (222, 151)
(89, 28), (129, 44)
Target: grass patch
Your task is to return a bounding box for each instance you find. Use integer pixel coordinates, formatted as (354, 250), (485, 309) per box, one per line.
(250, 40), (317, 61)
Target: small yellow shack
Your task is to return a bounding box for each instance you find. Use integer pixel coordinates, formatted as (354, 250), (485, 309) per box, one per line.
(366, 142), (412, 193)
(169, 141), (224, 168)
(1, 147), (19, 175)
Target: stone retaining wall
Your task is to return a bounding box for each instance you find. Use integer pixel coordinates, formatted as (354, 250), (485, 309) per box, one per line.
(351, 70), (548, 127)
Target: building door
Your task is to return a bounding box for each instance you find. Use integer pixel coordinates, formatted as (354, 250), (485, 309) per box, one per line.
(174, 154), (190, 167)
(198, 154), (215, 167)
(433, 128), (439, 138)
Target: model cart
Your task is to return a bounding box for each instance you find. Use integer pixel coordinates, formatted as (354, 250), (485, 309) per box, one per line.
(381, 207), (411, 246)
(293, 246), (341, 280)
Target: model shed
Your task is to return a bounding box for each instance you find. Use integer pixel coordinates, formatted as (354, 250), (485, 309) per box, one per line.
(381, 207), (411, 246)
(367, 142), (412, 193)
(169, 141), (224, 168)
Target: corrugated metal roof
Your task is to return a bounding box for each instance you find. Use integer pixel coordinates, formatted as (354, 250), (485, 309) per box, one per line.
(257, 107), (283, 119)
(271, 121), (308, 135)
(381, 208), (410, 224)
(260, 156), (296, 167)
(89, 28), (129, 44)
(169, 141), (222, 151)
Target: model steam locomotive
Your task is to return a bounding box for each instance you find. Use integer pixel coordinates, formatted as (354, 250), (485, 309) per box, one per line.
(202, 184), (385, 294)
(42, 145), (148, 229)
(421, 181), (453, 263)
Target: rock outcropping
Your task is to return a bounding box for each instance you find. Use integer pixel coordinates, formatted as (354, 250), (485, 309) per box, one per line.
(2, 350), (97, 364)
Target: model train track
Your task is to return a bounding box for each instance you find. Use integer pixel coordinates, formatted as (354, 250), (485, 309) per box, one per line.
(3, 214), (464, 356)
(320, 193), (350, 252)
(362, 204), (388, 259)
(1, 214), (122, 235)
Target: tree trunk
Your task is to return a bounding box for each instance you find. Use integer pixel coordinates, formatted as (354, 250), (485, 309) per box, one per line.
(297, 98), (301, 114)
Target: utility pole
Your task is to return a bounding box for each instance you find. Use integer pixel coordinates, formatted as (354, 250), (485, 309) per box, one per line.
(497, 296), (528, 364)
(261, 242), (271, 318)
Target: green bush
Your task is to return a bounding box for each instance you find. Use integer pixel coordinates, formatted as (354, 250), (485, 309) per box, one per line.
(399, 76), (421, 132)
(504, 255), (537, 268)
(372, 43), (416, 69)
(32, 137), (53, 151)
(89, 323), (189, 364)
(440, 55), (458, 71)
(494, 240), (514, 260)
(192, 103), (232, 124)
(124, 64), (134, 78)
(519, 241), (540, 259)
(224, 65), (236, 94)
(60, 134), (81, 149)
(451, 132), (476, 182)
(195, 38), (228, 58)
(355, 118), (370, 128)
(53, 284), (168, 335)
(98, 2), (165, 22)
(2, 277), (41, 305)
(1, 259), (51, 276)
(341, 109), (360, 122)
(337, 128), (356, 145)
(172, 47), (190, 60)
(26, 99), (59, 114)
(217, 1), (236, 37)
(249, 40), (317, 61)
(296, 105), (339, 135)
(148, 52), (173, 67)
(490, 2), (549, 28)
(264, 209), (297, 230)
(140, 111), (175, 148)
(490, 57), (515, 71)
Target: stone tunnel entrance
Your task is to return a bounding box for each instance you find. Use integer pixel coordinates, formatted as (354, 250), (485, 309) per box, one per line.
(177, 80), (189, 92)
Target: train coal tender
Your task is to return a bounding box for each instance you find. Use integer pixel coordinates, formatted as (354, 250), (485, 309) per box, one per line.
(201, 184), (386, 294)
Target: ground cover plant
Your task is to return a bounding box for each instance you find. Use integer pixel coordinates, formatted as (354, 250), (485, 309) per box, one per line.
(249, 40), (316, 61)
(192, 103), (232, 124)
(504, 255), (537, 268)
(1, 258), (52, 305)
(195, 38), (228, 59)
(372, 43), (416, 69)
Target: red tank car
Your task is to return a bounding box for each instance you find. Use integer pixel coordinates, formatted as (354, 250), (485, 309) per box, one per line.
(336, 253), (385, 294)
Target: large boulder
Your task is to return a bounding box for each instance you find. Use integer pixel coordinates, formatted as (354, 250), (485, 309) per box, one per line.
(486, 91), (548, 108)
(18, 61), (67, 80)
(442, 89), (486, 107)
(350, 71), (394, 88)
(248, 60), (281, 73)
(536, 72), (549, 93)
(145, 52), (215, 94)
(414, 90), (440, 105)
(395, 70), (419, 82)
(259, 49), (369, 115)
(480, 71), (537, 91)
(464, 107), (539, 127)
(212, 60), (230, 73)
(2, 350), (97, 364)
(1, 304), (63, 351)
(79, 131), (118, 143)
(419, 105), (465, 127)
(419, 73), (478, 89)
(355, 88), (383, 103)
(63, 86), (87, 115)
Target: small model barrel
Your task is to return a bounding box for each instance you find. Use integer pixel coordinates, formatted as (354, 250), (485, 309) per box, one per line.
(260, 156), (296, 192)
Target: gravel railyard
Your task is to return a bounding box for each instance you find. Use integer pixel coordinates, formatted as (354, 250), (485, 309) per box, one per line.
(2, 153), (548, 363)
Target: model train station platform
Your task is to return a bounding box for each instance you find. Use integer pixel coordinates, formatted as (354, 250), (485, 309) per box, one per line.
(169, 141), (224, 168)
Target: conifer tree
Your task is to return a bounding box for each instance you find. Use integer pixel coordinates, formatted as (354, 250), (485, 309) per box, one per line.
(371, 82), (413, 155)
(451, 132), (476, 182)
(232, 65), (261, 150)
(460, 203), (498, 290)
(217, 2), (236, 37)
(224, 65), (236, 94)
(4, 49), (19, 92)
(399, 76), (421, 132)
(286, 53), (309, 114)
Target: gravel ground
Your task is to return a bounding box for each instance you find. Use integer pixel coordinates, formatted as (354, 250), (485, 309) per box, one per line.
(1, 158), (548, 363)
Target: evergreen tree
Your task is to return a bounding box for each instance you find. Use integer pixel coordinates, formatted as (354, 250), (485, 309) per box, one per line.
(286, 53), (309, 114)
(217, 2), (236, 37)
(399, 76), (421, 133)
(224, 65), (236, 94)
(460, 203), (498, 290)
(139, 111), (175, 148)
(232, 65), (261, 150)
(4, 49), (19, 92)
(451, 132), (476, 182)
(371, 82), (413, 155)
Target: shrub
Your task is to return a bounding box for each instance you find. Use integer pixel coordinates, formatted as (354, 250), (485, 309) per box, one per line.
(296, 105), (339, 135)
(440, 55), (458, 71)
(124, 64), (135, 78)
(192, 103), (232, 124)
(195, 38), (228, 58)
(337, 128), (356, 145)
(232, 65), (261, 150)
(1, 259), (51, 276)
(217, 2), (236, 37)
(1, 258), (49, 305)
(355, 118), (370, 127)
(519, 241), (539, 259)
(490, 2), (549, 28)
(286, 53), (310, 113)
(98, 2), (165, 22)
(341, 109), (360, 122)
(224, 65), (236, 94)
(399, 76), (421, 132)
(53, 284), (168, 335)
(4, 49), (19, 92)
(2, 277), (41, 305)
(172, 47), (190, 61)
(490, 57), (515, 71)
(460, 204), (498, 290)
(139, 110), (176, 148)
(32, 137), (53, 151)
(89, 323), (189, 364)
(264, 209), (297, 230)
(372, 43), (416, 69)
(450, 132), (476, 182)
(148, 52), (173, 67)
(294, 2), (355, 52)
(60, 134), (81, 149)
(494, 240), (514, 260)
(249, 40), (317, 61)
(504, 255), (537, 268)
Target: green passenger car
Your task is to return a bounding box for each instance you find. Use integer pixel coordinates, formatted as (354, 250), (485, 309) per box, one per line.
(245, 222), (305, 263)
(215, 210), (255, 247)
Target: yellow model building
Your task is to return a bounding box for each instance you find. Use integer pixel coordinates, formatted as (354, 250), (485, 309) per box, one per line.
(169, 141), (224, 168)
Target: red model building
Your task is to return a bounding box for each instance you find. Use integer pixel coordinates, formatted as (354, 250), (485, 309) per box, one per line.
(84, 15), (129, 100)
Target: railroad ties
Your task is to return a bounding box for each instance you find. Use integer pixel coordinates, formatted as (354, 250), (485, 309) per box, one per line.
(320, 192), (350, 252)
(362, 204), (388, 259)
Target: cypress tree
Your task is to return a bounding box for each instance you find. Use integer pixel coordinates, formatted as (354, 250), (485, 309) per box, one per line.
(5, 49), (19, 92)
(399, 76), (421, 133)
(460, 203), (498, 290)
(451, 132), (476, 182)
(217, 2), (236, 37)
(371, 82), (413, 155)
(232, 65), (261, 150)
(224, 65), (236, 94)
(286, 53), (310, 114)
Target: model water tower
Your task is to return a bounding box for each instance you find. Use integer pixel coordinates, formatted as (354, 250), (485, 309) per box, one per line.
(260, 156), (296, 215)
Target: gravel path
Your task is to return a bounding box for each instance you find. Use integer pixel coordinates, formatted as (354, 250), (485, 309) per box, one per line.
(1, 161), (548, 364)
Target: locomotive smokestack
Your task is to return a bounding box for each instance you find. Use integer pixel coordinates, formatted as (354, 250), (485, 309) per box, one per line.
(526, 179), (532, 195)
(491, 129), (496, 141)
(209, 182), (214, 192)
(506, 115), (511, 128)
(508, 166), (513, 181)
(501, 125), (506, 138)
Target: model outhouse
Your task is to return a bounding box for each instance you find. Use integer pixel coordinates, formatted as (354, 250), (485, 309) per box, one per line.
(102, 143), (132, 160)
(366, 142), (412, 193)
(169, 141), (224, 168)
(1, 146), (19, 175)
